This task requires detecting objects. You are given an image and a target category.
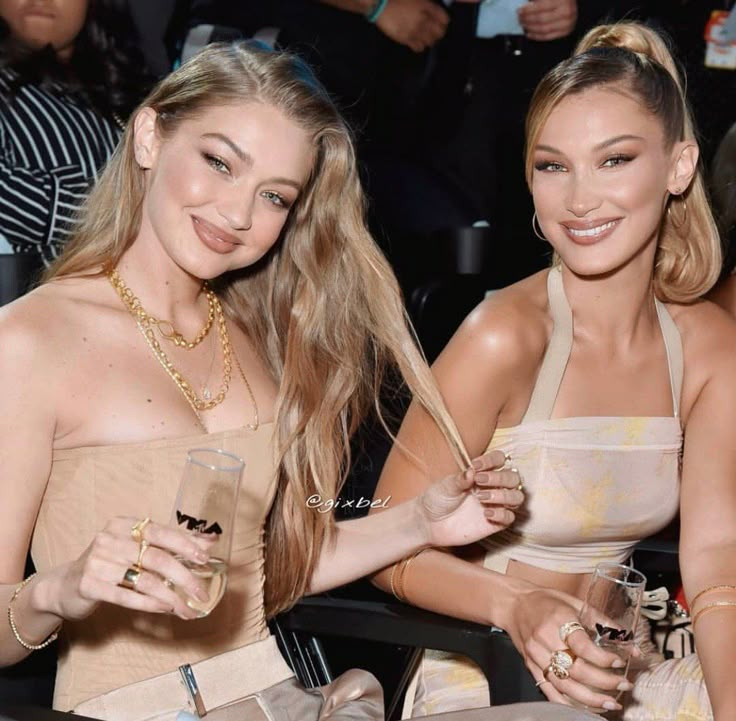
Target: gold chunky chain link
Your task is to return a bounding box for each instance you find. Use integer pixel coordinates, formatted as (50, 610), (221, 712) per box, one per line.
(108, 270), (259, 431)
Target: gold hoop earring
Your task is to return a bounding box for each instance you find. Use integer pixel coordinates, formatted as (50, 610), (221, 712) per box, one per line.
(667, 196), (688, 229)
(532, 211), (548, 241)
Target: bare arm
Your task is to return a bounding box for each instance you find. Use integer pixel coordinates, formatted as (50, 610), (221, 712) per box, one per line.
(678, 308), (736, 721)
(319, 0), (449, 53)
(0, 306), (64, 665)
(368, 292), (629, 710)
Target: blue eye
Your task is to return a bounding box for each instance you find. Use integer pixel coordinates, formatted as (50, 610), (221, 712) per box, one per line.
(203, 153), (229, 174)
(262, 191), (290, 209)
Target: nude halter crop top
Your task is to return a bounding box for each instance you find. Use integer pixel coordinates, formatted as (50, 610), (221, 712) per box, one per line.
(480, 266), (683, 575)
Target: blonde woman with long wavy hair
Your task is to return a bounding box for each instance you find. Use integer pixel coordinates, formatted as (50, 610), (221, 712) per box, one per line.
(0, 40), (604, 721)
(373, 21), (736, 721)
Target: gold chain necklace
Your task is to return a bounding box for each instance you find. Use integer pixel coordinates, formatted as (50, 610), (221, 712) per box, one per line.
(108, 271), (259, 431)
(109, 269), (215, 349)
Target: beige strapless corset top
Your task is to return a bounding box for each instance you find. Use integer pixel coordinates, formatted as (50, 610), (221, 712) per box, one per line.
(31, 424), (278, 712)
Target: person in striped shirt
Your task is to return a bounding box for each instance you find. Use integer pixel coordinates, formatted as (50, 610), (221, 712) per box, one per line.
(0, 0), (150, 266)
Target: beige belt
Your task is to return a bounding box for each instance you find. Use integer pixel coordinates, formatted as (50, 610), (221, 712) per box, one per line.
(74, 635), (295, 721)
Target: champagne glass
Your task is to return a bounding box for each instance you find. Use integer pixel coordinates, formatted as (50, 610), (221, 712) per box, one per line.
(170, 448), (244, 617)
(575, 562), (647, 712)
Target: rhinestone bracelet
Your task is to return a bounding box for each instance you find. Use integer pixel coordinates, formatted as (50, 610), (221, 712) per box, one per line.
(7, 573), (61, 651)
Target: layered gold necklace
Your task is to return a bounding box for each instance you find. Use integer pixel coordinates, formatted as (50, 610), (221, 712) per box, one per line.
(108, 269), (259, 432)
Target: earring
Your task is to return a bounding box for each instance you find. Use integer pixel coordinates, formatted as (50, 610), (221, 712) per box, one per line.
(667, 196), (688, 229)
(532, 211), (548, 241)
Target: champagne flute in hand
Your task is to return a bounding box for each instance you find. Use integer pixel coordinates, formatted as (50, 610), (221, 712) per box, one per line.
(170, 448), (244, 617)
(577, 562), (647, 711)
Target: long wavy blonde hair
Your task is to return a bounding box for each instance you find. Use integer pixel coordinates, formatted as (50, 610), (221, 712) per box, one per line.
(45, 42), (469, 616)
(524, 22), (721, 302)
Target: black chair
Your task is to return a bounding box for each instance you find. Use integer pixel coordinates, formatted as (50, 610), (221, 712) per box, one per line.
(272, 589), (542, 721)
(409, 274), (488, 364)
(0, 253), (44, 306)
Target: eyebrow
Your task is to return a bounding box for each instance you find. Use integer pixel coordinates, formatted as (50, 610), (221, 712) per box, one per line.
(534, 134), (646, 155)
(200, 132), (303, 191)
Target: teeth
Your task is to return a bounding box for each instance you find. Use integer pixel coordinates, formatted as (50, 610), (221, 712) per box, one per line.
(567, 220), (616, 237)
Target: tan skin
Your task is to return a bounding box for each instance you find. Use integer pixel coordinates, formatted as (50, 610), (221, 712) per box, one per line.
(0, 100), (522, 668)
(708, 274), (736, 318)
(0, 0), (89, 61)
(374, 86), (736, 719)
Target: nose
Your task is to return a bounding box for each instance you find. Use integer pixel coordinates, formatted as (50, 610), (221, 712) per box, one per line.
(565, 173), (602, 218)
(217, 191), (253, 231)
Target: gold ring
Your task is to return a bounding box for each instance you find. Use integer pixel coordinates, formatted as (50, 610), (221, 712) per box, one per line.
(135, 540), (150, 570)
(131, 518), (151, 544)
(546, 661), (571, 681)
(119, 566), (141, 590)
(551, 648), (577, 670)
(559, 620), (586, 644)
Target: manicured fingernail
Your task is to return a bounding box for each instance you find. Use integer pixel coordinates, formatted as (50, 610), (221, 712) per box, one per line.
(195, 588), (209, 602)
(485, 508), (496, 519)
(603, 701), (622, 711)
(617, 680), (633, 692)
(612, 659), (626, 668)
(471, 458), (484, 470)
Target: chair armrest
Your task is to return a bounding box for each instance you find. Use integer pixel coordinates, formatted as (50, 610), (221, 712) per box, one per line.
(278, 596), (539, 705)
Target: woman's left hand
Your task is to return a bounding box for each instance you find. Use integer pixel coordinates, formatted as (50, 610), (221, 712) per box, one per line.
(418, 449), (523, 548)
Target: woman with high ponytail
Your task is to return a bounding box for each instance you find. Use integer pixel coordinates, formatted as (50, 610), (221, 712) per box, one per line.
(373, 21), (734, 720)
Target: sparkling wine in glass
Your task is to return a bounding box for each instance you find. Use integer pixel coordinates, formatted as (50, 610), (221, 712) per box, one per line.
(576, 562), (647, 713)
(170, 448), (244, 617)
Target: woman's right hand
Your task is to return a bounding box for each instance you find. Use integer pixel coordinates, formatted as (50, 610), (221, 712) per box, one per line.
(504, 585), (632, 711)
(51, 517), (213, 621)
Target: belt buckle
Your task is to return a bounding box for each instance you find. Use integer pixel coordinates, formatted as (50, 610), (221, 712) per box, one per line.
(179, 664), (208, 717)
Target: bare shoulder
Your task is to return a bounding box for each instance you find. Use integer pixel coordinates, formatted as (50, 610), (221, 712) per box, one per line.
(668, 297), (736, 357)
(667, 298), (736, 419)
(0, 276), (111, 376)
(432, 271), (551, 427)
(445, 270), (550, 370)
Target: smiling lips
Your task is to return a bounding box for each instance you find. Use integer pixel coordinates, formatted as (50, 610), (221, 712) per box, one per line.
(191, 215), (241, 254)
(561, 218), (622, 244)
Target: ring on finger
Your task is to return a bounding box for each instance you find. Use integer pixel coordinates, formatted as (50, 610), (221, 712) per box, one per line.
(512, 469), (524, 492)
(546, 662), (570, 681)
(559, 620), (586, 644)
(118, 566), (142, 591)
(535, 678), (551, 688)
(135, 540), (150, 570)
(551, 648), (577, 670)
(131, 517), (151, 544)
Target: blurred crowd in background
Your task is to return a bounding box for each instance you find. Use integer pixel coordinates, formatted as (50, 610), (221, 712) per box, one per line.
(1, 0), (734, 293)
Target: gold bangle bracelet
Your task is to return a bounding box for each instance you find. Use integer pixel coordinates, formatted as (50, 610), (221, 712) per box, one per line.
(7, 573), (61, 651)
(692, 600), (736, 628)
(389, 562), (404, 602)
(690, 584), (736, 611)
(394, 547), (430, 604)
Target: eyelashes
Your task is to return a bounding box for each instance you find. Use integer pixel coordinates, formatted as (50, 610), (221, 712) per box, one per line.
(533, 154), (636, 173)
(201, 152), (293, 209)
(203, 152), (229, 174)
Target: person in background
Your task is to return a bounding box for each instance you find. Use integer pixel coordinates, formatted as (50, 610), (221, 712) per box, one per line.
(0, 0), (149, 266)
(373, 21), (736, 721)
